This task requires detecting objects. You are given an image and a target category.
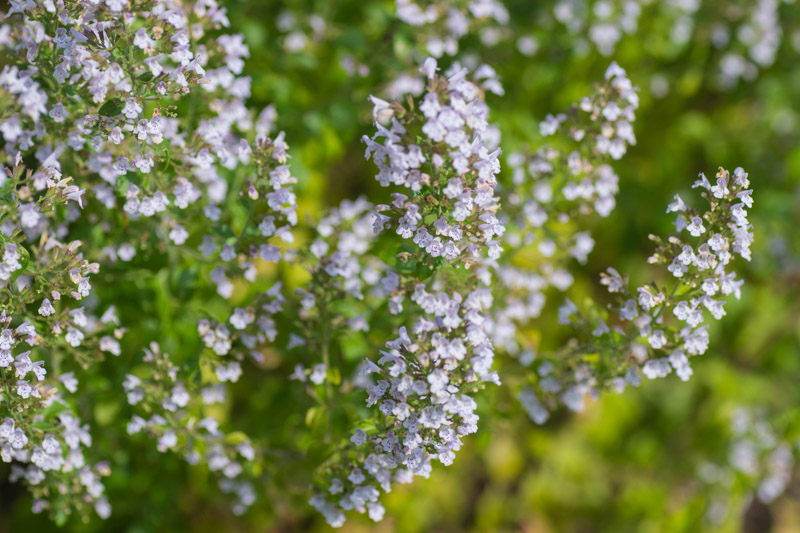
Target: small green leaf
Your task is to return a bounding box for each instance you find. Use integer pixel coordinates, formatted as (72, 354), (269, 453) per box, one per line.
(10, 245), (30, 282)
(30, 421), (59, 431)
(375, 239), (416, 273)
(305, 406), (323, 429)
(212, 224), (236, 239)
(39, 401), (71, 420)
(416, 257), (440, 280)
(327, 367), (341, 387)
(224, 431), (250, 445)
(0, 179), (15, 202)
(98, 97), (124, 117)
(115, 175), (131, 196)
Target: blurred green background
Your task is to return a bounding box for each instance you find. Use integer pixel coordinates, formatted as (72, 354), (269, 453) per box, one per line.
(3, 0), (800, 531)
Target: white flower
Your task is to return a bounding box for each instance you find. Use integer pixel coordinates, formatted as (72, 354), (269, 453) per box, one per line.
(19, 203), (40, 227)
(420, 57), (438, 78)
(309, 364), (326, 385)
(648, 330), (667, 349)
(230, 308), (252, 330)
(350, 428), (367, 446)
(687, 216), (706, 237)
(65, 327), (84, 347)
(118, 243), (136, 262)
(642, 359), (671, 379)
(169, 225), (189, 245)
(16, 380), (32, 399)
(666, 194), (686, 213)
(48, 102), (68, 123)
(59, 372), (79, 393)
(38, 298), (55, 316)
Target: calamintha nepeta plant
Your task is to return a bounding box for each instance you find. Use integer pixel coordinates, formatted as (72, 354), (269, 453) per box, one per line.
(0, 0), (764, 529)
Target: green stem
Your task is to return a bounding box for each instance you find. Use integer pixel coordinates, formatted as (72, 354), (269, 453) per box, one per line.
(320, 297), (333, 443)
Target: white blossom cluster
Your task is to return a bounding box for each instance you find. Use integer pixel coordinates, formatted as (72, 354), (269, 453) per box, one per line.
(310, 282), (499, 527)
(367, 58), (504, 265)
(197, 282), (286, 378)
(489, 62), (638, 357)
(123, 342), (258, 515)
(552, 0), (707, 58)
(274, 10), (330, 54)
(194, 131), (299, 299)
(0, 1), (273, 518)
(289, 197), (387, 384)
(698, 408), (798, 525)
(305, 198), (378, 302)
(551, 0), (785, 90)
(0, 0), (297, 289)
(0, 151), (125, 520)
(0, 312), (111, 520)
(395, 0), (510, 57)
(0, 1), (222, 177)
(553, 0), (648, 56)
(714, 0), (782, 88)
(1, 164), (86, 242)
(0, 161), (123, 362)
(537, 61), (637, 163)
(310, 57), (503, 527)
(522, 167), (753, 424)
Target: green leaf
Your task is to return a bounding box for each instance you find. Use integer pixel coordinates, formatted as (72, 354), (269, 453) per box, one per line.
(224, 431), (250, 445)
(0, 178), (15, 202)
(416, 257), (440, 280)
(39, 401), (71, 420)
(10, 245), (30, 282)
(115, 175), (131, 196)
(211, 224), (236, 239)
(374, 239), (416, 273)
(305, 406), (323, 429)
(30, 421), (59, 431)
(98, 97), (124, 117)
(326, 367), (341, 387)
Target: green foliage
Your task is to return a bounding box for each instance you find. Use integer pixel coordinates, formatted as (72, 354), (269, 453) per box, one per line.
(3, 0), (800, 531)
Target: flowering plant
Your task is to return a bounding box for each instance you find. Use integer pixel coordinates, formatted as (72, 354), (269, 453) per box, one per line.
(0, 1), (796, 532)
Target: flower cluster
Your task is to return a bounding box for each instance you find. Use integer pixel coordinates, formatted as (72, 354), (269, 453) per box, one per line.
(310, 279), (499, 527)
(190, 132), (298, 299)
(123, 342), (258, 515)
(489, 62), (638, 358)
(367, 58), (504, 269)
(553, 0), (647, 56)
(289, 197), (385, 386)
(0, 1), (277, 517)
(715, 0), (782, 88)
(0, 312), (111, 522)
(395, 0), (510, 57)
(698, 408), (798, 525)
(520, 167), (753, 423)
(0, 0), (296, 295)
(197, 282), (286, 380)
(0, 158), (124, 364)
(274, 10), (331, 54)
(0, 0), (220, 173)
(0, 151), (122, 520)
(309, 57), (502, 527)
(549, 0), (784, 90)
